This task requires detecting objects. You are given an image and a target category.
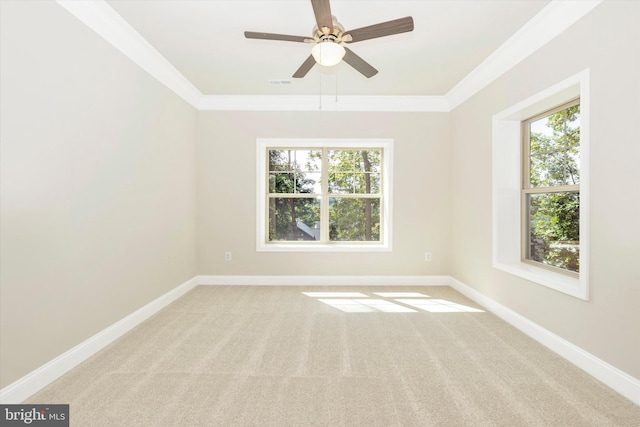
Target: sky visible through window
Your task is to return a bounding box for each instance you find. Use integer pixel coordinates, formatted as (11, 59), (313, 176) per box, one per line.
(529, 112), (581, 175)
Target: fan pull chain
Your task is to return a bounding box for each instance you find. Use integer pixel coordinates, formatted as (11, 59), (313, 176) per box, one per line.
(319, 66), (323, 110)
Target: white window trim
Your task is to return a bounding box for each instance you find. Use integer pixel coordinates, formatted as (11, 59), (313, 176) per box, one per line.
(256, 138), (393, 252)
(492, 69), (590, 300)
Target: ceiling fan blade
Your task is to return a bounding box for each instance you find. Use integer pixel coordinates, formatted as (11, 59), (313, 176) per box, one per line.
(342, 47), (378, 78)
(244, 31), (308, 43)
(293, 55), (317, 78)
(311, 0), (333, 34)
(344, 16), (414, 43)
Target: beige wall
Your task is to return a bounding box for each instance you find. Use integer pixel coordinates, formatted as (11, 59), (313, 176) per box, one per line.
(2, 0), (638, 394)
(450, 1), (640, 378)
(0, 2), (197, 387)
(196, 111), (451, 276)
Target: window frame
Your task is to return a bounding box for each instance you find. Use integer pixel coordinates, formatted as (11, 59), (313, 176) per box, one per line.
(492, 70), (589, 300)
(521, 98), (581, 276)
(256, 138), (393, 252)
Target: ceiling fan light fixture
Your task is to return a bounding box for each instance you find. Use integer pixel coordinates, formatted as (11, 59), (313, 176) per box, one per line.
(311, 41), (345, 66)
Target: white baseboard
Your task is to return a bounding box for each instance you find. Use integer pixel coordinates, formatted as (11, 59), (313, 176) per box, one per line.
(448, 276), (640, 406)
(3, 274), (638, 406)
(196, 275), (450, 287)
(0, 276), (199, 404)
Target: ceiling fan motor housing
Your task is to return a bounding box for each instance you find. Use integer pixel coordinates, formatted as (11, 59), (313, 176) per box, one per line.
(313, 16), (346, 42)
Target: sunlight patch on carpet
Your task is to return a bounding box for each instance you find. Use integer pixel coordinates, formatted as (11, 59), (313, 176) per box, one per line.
(395, 298), (484, 313)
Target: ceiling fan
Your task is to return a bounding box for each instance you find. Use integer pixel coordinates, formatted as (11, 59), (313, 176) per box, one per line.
(244, 0), (414, 79)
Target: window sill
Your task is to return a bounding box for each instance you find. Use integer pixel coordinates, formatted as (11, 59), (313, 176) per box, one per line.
(494, 260), (587, 300)
(257, 243), (392, 252)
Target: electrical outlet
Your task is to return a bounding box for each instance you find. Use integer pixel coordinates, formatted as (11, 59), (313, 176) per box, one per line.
(224, 251), (232, 261)
(424, 252), (432, 262)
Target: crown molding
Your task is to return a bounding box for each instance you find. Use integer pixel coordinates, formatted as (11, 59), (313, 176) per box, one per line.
(57, 0), (602, 112)
(446, 0), (603, 109)
(56, 0), (202, 108)
(198, 95), (450, 112)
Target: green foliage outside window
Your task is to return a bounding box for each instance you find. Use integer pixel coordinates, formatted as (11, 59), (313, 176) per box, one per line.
(526, 103), (580, 272)
(268, 148), (381, 242)
(268, 149), (320, 241)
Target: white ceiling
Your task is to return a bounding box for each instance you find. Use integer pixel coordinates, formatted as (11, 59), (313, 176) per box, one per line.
(105, 0), (551, 97)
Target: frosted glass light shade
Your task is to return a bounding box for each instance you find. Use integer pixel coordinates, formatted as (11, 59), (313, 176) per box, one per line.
(311, 42), (346, 66)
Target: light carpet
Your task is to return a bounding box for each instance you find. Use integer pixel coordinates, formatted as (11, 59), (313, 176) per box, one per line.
(26, 285), (640, 426)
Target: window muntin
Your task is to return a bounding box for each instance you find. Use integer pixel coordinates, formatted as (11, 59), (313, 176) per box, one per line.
(522, 100), (580, 273)
(262, 142), (388, 247)
(328, 149), (381, 195)
(268, 149), (322, 194)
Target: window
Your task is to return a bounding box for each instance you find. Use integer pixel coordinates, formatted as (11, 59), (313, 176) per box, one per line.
(492, 69), (589, 300)
(257, 139), (393, 251)
(522, 99), (580, 274)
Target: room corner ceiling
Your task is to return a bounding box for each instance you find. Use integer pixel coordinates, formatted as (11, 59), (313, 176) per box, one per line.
(56, 0), (602, 111)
